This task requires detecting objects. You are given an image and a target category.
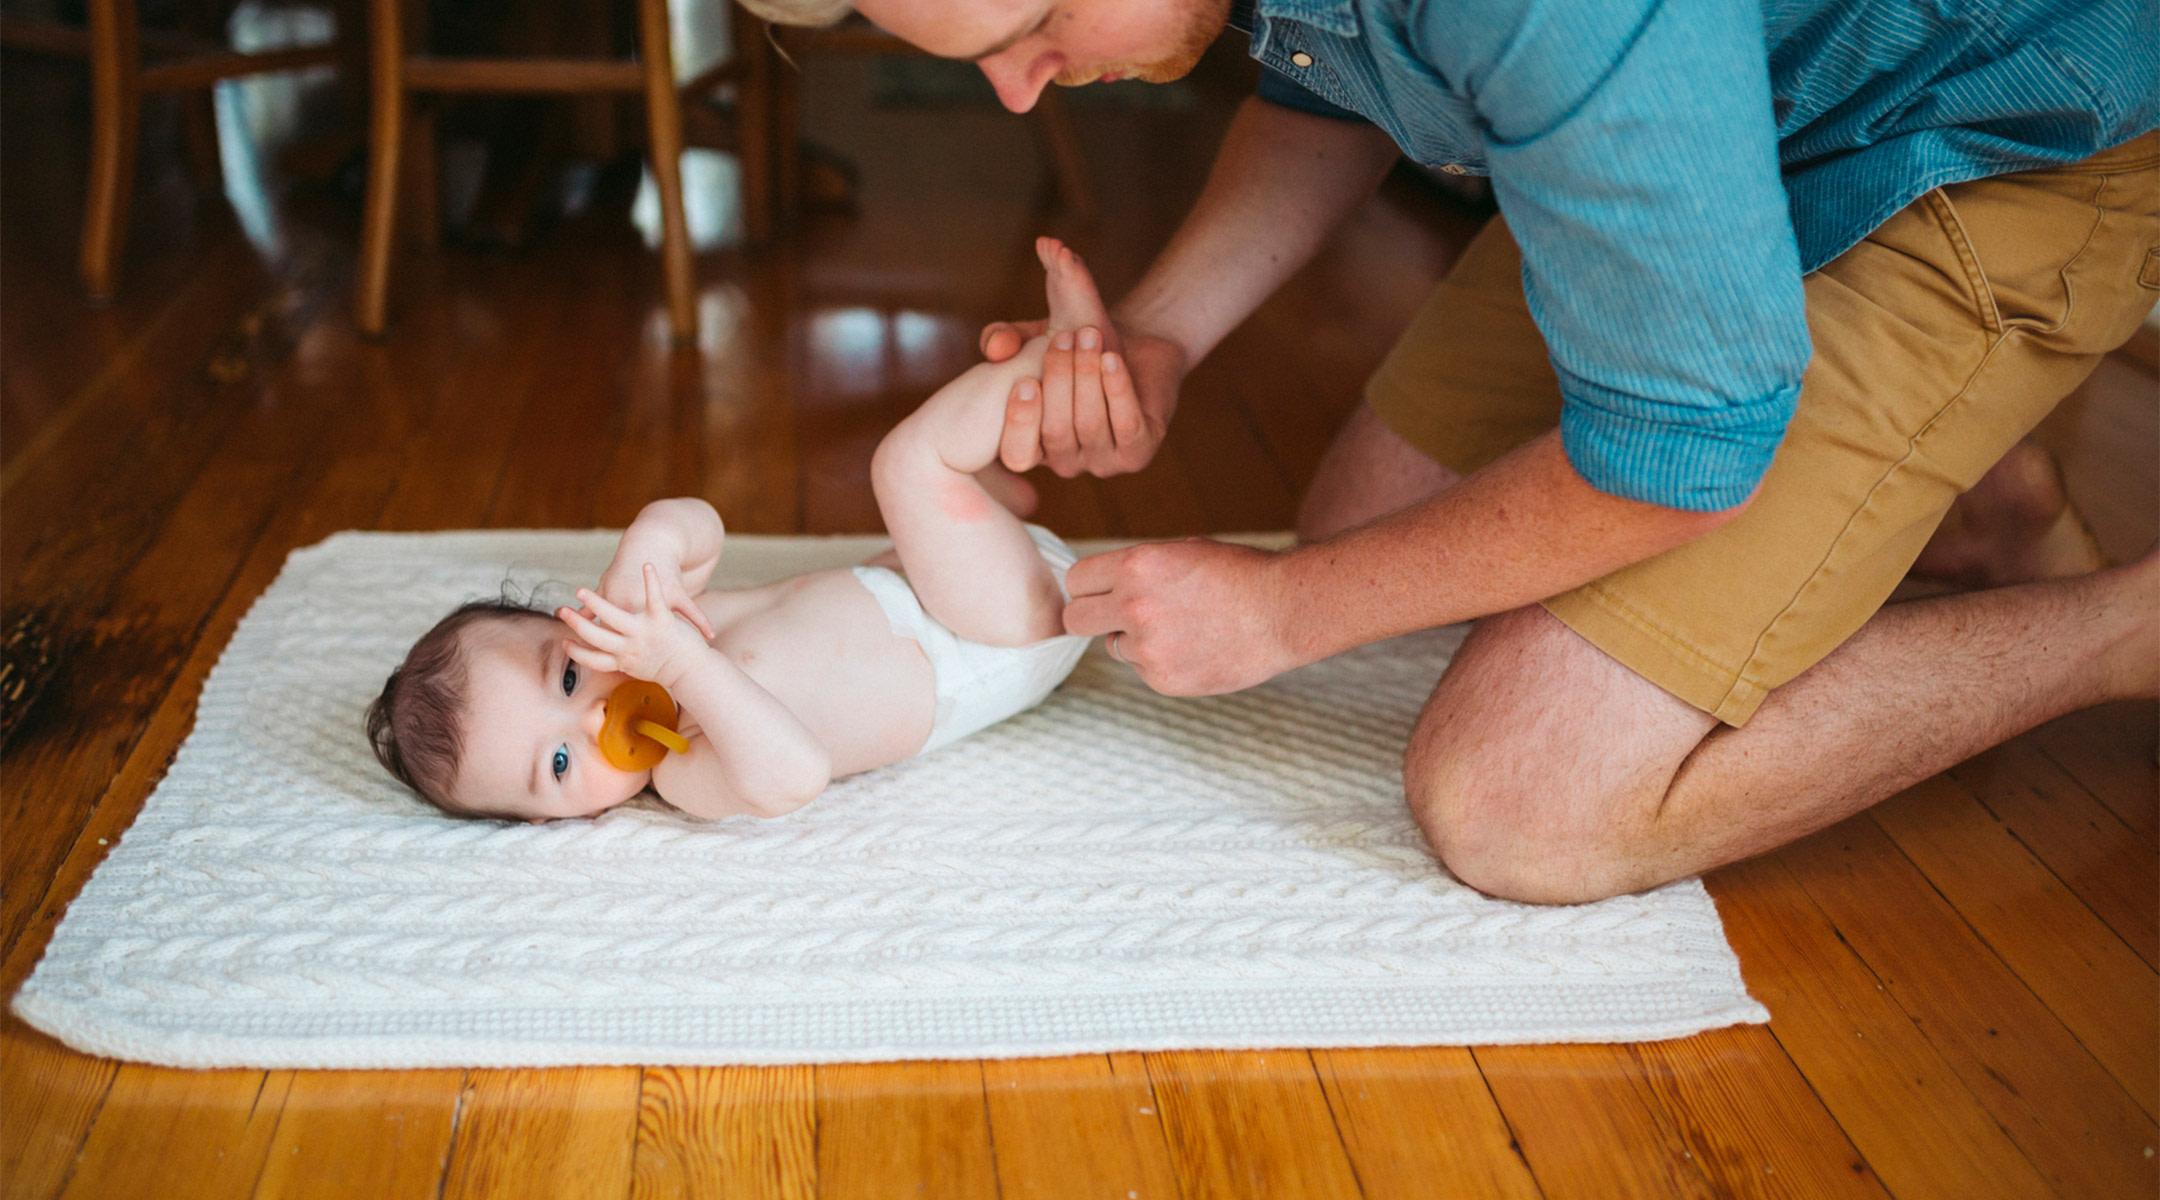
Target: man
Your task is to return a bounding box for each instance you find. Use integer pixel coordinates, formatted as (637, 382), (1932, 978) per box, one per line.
(753, 0), (2160, 902)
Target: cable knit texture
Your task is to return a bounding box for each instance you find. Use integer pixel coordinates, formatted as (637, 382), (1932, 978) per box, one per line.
(12, 530), (1767, 1068)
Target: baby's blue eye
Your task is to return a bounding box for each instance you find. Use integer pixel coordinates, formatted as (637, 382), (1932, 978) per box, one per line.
(551, 746), (569, 780)
(561, 662), (578, 695)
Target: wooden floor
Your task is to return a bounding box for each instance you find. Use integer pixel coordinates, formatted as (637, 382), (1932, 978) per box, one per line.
(3, 37), (2156, 1200)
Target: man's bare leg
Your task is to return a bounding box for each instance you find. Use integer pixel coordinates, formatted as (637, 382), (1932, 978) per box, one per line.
(1405, 549), (2160, 903)
(1297, 405), (1460, 542)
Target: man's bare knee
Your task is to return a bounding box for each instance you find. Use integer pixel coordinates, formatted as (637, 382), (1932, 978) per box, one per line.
(1400, 607), (1715, 904)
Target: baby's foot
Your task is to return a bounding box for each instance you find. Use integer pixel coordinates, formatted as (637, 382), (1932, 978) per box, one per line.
(1037, 236), (1113, 334)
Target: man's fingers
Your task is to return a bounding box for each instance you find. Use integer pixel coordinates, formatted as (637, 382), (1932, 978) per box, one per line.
(1000, 376), (1044, 473)
(1070, 327), (1110, 461)
(1061, 548), (1116, 599)
(1039, 331), (1081, 476)
(1102, 352), (1149, 448)
(979, 319), (1045, 362)
(1060, 593), (1122, 640)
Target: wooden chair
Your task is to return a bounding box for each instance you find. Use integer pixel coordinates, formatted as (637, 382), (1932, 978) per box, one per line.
(736, 14), (1098, 241)
(355, 0), (698, 338)
(0, 1), (341, 299)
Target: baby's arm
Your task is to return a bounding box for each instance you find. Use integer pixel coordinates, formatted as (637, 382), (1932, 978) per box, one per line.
(562, 569), (829, 818)
(594, 498), (726, 621)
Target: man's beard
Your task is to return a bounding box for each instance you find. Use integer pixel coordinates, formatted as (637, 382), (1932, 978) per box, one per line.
(1055, 0), (1233, 87)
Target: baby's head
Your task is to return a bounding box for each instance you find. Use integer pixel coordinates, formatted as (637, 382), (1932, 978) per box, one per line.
(367, 600), (651, 823)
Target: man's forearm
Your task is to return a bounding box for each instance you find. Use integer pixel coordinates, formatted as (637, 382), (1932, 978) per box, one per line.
(1117, 97), (1401, 365)
(1276, 433), (1744, 662)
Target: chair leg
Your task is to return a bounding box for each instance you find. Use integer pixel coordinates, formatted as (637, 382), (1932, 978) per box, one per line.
(733, 3), (773, 246)
(635, 0), (694, 339)
(1031, 88), (1097, 225)
(81, 0), (141, 300)
(355, 0), (407, 335)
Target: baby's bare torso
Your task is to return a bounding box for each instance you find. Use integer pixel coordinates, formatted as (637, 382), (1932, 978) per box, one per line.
(692, 569), (935, 775)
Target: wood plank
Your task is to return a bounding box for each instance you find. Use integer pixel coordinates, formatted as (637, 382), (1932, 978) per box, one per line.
(485, 251), (641, 528)
(1873, 773), (2158, 1119)
(2025, 701), (2157, 845)
(58, 1068), (292, 1200)
(1, 274), (348, 965)
(701, 268), (804, 536)
(1142, 1050), (1362, 1200)
(590, 314), (705, 530)
(1309, 1046), (1541, 1199)
(1781, 811), (2158, 1198)
(0, 1023), (117, 1200)
(0, 302), (460, 1196)
(1475, 1043), (1719, 1199)
(250, 1070), (464, 1200)
(1949, 739), (2158, 969)
(440, 1067), (643, 1200)
(981, 1053), (1180, 1200)
(0, 237), (266, 510)
(815, 1060), (999, 1200)
(1630, 1028), (1890, 1199)
(374, 255), (570, 532)
(1708, 848), (2059, 1200)
(631, 1065), (816, 1200)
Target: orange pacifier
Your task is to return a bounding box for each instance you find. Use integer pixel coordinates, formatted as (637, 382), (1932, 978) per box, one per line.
(598, 680), (690, 772)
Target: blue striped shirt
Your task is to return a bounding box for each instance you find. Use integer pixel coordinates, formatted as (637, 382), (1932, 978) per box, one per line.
(1240, 0), (2159, 509)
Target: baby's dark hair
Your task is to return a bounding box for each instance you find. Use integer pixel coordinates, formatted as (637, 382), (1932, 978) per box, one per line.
(365, 598), (549, 818)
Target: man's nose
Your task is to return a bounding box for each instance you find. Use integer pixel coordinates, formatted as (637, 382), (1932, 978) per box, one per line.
(979, 50), (1056, 113)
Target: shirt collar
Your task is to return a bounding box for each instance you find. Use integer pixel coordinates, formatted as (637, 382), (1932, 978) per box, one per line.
(1252, 0), (1361, 39)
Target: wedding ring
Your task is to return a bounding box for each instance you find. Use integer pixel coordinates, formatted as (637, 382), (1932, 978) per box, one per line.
(1107, 631), (1124, 663)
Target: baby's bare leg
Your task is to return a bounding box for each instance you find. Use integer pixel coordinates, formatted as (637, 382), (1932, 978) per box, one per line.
(870, 241), (1111, 646)
(873, 343), (1065, 645)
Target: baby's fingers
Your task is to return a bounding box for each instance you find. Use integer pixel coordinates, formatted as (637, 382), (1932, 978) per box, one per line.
(562, 638), (619, 675)
(558, 604), (626, 651)
(574, 587), (634, 628)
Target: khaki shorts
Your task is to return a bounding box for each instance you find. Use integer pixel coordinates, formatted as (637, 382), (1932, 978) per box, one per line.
(1367, 132), (2160, 725)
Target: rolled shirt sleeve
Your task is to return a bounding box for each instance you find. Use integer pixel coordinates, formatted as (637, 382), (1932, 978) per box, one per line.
(1420, 0), (1813, 511)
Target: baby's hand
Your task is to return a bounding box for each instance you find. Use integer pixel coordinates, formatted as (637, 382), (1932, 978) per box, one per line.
(559, 564), (712, 686)
(592, 550), (715, 641)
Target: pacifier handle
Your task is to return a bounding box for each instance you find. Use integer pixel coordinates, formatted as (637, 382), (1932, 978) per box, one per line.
(632, 718), (688, 755)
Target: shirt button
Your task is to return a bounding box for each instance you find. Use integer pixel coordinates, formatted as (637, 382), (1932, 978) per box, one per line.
(1290, 51), (1314, 68)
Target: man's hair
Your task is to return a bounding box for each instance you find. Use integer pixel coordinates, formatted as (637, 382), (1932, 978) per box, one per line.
(734, 0), (853, 27)
(365, 600), (548, 819)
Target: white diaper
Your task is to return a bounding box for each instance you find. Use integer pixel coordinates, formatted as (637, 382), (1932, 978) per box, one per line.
(851, 524), (1093, 755)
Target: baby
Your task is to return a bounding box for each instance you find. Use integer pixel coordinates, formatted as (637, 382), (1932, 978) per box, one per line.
(366, 238), (1113, 822)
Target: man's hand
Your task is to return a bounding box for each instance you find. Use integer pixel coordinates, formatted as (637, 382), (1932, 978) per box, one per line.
(1061, 538), (1304, 696)
(980, 314), (1186, 479)
(559, 565), (714, 687)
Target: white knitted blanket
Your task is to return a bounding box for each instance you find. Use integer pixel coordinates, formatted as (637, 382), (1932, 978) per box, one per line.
(13, 531), (1766, 1068)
